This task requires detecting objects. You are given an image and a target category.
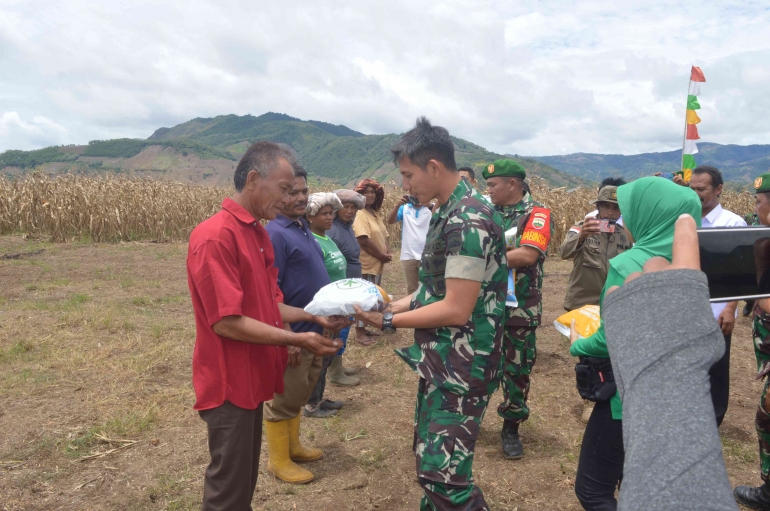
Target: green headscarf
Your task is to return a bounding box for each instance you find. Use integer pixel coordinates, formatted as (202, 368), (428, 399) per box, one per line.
(611, 177), (702, 278)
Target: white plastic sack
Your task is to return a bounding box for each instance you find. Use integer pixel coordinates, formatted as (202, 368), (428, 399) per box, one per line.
(304, 278), (388, 316)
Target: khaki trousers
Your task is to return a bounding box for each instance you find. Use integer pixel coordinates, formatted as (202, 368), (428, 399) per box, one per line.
(264, 348), (322, 422)
(401, 259), (421, 295)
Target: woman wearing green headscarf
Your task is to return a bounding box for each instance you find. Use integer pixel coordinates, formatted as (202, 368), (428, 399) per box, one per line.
(569, 177), (702, 511)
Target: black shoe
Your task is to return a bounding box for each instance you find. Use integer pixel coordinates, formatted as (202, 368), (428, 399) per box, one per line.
(501, 420), (524, 460)
(744, 300), (756, 317)
(320, 399), (344, 411)
(734, 482), (770, 510)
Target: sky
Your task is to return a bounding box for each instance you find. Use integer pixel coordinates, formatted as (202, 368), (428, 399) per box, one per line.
(1, 0), (769, 156)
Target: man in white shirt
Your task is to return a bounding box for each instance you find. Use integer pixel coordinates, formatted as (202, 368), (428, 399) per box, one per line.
(387, 195), (433, 294)
(690, 165), (747, 426)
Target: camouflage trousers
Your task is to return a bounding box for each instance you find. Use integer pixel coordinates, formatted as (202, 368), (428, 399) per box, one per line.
(497, 326), (537, 423)
(754, 313), (770, 483)
(413, 378), (491, 511)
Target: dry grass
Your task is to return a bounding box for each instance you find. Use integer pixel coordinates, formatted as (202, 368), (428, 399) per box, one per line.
(0, 237), (763, 510)
(0, 173), (758, 247)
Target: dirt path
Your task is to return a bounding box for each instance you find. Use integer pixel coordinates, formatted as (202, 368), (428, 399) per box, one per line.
(0, 236), (762, 510)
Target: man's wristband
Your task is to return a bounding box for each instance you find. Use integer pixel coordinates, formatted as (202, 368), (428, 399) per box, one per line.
(382, 312), (396, 333)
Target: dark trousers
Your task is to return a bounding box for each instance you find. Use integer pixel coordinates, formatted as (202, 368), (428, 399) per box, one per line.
(307, 355), (334, 407)
(199, 401), (264, 511)
(575, 399), (624, 511)
(708, 333), (731, 426)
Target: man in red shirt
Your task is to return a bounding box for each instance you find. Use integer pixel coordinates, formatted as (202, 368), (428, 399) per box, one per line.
(187, 141), (345, 511)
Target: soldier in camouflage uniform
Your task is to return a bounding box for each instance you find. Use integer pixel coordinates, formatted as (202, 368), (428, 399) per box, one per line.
(484, 159), (552, 460)
(353, 117), (507, 511)
(734, 173), (770, 510)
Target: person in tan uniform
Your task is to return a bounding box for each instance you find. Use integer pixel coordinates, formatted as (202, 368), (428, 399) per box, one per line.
(560, 184), (632, 424)
(560, 185), (632, 311)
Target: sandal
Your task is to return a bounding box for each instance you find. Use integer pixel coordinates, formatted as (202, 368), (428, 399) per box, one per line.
(357, 337), (377, 346)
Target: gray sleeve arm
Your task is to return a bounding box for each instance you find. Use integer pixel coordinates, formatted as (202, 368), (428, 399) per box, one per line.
(602, 269), (738, 511)
(559, 229), (581, 260)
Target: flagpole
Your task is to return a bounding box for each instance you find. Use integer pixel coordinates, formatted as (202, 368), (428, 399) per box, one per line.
(681, 78), (690, 173)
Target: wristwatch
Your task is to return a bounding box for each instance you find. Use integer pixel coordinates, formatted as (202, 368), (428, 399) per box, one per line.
(381, 312), (396, 333)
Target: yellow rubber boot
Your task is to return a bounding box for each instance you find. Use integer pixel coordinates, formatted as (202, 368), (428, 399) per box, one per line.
(288, 415), (323, 462)
(264, 420), (314, 484)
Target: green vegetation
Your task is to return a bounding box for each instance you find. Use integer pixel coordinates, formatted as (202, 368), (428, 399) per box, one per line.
(1, 112), (586, 187)
(0, 146), (77, 168)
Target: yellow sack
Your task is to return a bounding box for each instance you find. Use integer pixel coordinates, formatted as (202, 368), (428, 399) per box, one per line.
(554, 305), (601, 339)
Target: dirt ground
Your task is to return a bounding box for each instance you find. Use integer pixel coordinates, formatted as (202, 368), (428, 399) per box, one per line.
(0, 235), (764, 510)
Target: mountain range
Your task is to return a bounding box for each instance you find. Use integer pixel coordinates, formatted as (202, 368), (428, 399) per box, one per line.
(2, 113), (767, 187)
(529, 143), (770, 185)
(0, 113), (581, 188)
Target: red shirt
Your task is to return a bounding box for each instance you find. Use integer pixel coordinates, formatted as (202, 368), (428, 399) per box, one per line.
(187, 198), (287, 411)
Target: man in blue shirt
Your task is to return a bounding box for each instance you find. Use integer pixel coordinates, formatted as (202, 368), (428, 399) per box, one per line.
(263, 167), (338, 485)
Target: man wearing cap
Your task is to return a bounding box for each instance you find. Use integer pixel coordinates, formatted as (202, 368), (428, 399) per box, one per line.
(560, 185), (632, 312)
(484, 159), (552, 460)
(560, 184), (632, 424)
(734, 173), (770, 509)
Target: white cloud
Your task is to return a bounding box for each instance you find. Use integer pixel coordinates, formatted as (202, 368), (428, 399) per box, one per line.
(0, 112), (69, 150)
(0, 0), (769, 156)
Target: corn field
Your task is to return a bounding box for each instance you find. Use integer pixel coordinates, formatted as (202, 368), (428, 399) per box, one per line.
(0, 173), (757, 247)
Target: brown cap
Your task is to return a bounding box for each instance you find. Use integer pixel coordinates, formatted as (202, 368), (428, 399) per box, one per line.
(590, 186), (619, 205)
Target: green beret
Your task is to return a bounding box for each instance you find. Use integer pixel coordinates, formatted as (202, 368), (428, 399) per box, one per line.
(482, 159), (526, 180)
(756, 174), (770, 193)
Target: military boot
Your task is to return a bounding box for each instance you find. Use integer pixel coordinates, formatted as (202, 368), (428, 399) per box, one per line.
(734, 482), (770, 510)
(501, 420), (524, 460)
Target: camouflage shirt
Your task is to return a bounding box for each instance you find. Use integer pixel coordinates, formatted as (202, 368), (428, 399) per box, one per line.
(395, 178), (507, 397)
(496, 193), (553, 327)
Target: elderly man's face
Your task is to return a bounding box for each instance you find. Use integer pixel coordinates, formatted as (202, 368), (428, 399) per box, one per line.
(280, 176), (309, 220)
(486, 177), (518, 206)
(248, 158), (294, 221)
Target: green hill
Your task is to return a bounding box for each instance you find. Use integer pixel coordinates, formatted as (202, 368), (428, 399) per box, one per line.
(0, 112), (584, 188)
(530, 143), (770, 184)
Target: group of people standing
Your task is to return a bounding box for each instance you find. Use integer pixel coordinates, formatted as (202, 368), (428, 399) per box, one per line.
(185, 115), (770, 511)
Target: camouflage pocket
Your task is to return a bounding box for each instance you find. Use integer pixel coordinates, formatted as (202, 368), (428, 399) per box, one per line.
(419, 410), (480, 485)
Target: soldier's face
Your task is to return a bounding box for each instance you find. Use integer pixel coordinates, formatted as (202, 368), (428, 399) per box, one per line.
(486, 177), (517, 206)
(399, 156), (438, 204)
(597, 202), (621, 222)
(756, 193), (770, 226)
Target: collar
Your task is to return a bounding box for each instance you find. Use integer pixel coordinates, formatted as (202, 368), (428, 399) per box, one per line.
(334, 216), (352, 227)
(704, 203), (723, 224)
(222, 198), (258, 226)
(273, 214), (307, 229)
(496, 192), (532, 213)
(436, 178), (471, 217)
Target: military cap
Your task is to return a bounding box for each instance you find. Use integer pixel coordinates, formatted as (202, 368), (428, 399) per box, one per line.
(482, 159), (526, 180)
(590, 186), (619, 205)
(755, 174), (770, 193)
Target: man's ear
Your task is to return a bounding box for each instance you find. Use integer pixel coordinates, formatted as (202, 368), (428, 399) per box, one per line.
(245, 169), (260, 189)
(715, 183), (723, 197)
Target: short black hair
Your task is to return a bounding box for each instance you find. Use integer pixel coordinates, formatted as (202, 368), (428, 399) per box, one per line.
(458, 166), (475, 180)
(599, 177), (626, 190)
(294, 166), (308, 181)
(234, 141), (300, 191)
(692, 165), (723, 189)
(391, 116), (457, 172)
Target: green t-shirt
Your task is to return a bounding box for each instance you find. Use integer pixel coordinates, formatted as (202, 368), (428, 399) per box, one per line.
(313, 233), (347, 282)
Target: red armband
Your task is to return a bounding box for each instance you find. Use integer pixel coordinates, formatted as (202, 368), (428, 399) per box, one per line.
(520, 207), (551, 252)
